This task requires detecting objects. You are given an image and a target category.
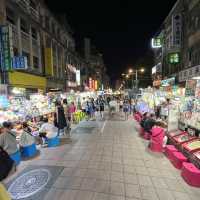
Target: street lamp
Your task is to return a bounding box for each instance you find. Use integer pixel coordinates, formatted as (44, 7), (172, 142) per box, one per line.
(129, 69), (133, 74)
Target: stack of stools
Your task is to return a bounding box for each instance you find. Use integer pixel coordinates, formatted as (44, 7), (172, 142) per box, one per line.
(171, 152), (187, 169)
(181, 162), (200, 187)
(47, 136), (60, 147)
(21, 143), (37, 158)
(10, 151), (21, 165)
(165, 145), (178, 160)
(140, 127), (145, 137)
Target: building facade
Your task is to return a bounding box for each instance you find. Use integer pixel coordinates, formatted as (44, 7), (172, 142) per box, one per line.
(0, 0), (84, 94)
(152, 0), (200, 84)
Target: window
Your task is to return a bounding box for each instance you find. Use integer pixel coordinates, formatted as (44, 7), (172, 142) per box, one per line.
(20, 19), (29, 33)
(31, 27), (37, 40)
(33, 56), (39, 69)
(13, 47), (18, 56)
(22, 51), (30, 67)
(45, 16), (50, 30)
(6, 7), (15, 25)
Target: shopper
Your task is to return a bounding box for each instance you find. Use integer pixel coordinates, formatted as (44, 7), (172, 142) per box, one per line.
(89, 98), (96, 120)
(62, 99), (71, 131)
(19, 122), (35, 148)
(68, 102), (76, 123)
(143, 114), (156, 134)
(123, 100), (129, 120)
(97, 96), (105, 119)
(81, 97), (87, 113)
(54, 100), (67, 136)
(39, 117), (58, 145)
(0, 122), (18, 156)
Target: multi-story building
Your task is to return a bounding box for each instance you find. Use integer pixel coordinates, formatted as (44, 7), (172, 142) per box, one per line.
(152, 0), (200, 85)
(84, 38), (109, 90)
(0, 0), (81, 94)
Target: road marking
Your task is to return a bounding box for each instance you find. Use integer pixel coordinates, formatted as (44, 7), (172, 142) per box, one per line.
(101, 120), (107, 133)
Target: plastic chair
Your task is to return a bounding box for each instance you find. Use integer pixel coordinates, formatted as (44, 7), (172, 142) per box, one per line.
(10, 151), (21, 165)
(47, 137), (60, 147)
(21, 143), (37, 158)
(165, 145), (178, 160)
(181, 162), (200, 187)
(171, 152), (187, 169)
(149, 127), (165, 152)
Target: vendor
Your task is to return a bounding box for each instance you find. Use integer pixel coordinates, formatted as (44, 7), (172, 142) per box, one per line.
(19, 122), (35, 148)
(39, 118), (58, 146)
(0, 122), (18, 156)
(140, 112), (148, 128)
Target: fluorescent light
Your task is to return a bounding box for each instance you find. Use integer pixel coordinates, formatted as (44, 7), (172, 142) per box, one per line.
(192, 76), (200, 80)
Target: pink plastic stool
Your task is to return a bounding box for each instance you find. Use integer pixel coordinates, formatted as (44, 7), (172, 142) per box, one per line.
(165, 145), (178, 160)
(150, 139), (162, 152)
(143, 132), (151, 140)
(171, 152), (187, 169)
(181, 162), (200, 187)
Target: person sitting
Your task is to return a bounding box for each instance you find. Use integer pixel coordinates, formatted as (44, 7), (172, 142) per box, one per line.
(143, 113), (156, 134)
(140, 112), (148, 128)
(19, 122), (35, 148)
(39, 118), (58, 146)
(0, 122), (18, 156)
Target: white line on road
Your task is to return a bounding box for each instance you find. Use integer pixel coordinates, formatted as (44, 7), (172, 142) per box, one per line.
(101, 120), (107, 133)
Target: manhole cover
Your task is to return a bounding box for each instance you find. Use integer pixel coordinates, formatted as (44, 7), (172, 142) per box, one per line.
(8, 169), (51, 200)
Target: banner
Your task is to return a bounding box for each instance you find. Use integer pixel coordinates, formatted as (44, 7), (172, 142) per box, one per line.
(0, 25), (13, 71)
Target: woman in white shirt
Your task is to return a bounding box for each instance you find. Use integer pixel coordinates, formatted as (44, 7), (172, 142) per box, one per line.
(39, 118), (58, 145)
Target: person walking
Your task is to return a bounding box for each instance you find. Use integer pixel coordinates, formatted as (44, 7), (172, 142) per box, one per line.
(54, 100), (67, 136)
(123, 99), (129, 120)
(97, 96), (105, 119)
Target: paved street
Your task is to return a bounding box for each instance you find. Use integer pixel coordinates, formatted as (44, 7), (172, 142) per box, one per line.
(4, 113), (200, 200)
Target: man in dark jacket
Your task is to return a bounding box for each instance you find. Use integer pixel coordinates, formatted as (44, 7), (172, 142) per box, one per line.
(143, 114), (156, 134)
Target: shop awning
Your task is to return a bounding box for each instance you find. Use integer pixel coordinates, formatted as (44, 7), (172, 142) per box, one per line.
(8, 71), (47, 89)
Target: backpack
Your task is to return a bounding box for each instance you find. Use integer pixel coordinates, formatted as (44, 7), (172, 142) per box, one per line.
(0, 147), (14, 181)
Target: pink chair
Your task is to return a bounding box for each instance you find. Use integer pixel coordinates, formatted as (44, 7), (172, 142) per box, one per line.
(165, 145), (178, 160)
(149, 126), (165, 152)
(171, 152), (187, 169)
(181, 162), (200, 187)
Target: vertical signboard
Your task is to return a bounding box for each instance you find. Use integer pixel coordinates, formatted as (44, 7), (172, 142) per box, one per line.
(0, 25), (13, 71)
(89, 77), (92, 90)
(95, 80), (98, 90)
(172, 14), (182, 47)
(45, 48), (53, 76)
(76, 70), (80, 86)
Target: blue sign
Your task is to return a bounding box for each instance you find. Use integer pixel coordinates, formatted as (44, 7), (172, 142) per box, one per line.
(0, 95), (9, 109)
(12, 56), (28, 69)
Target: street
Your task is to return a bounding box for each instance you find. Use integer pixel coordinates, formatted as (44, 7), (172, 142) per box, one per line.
(3, 112), (200, 200)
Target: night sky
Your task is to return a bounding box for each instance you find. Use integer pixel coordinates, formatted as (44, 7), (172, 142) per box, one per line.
(45, 0), (177, 82)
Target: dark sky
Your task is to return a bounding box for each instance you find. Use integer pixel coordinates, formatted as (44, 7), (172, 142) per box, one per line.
(45, 0), (177, 81)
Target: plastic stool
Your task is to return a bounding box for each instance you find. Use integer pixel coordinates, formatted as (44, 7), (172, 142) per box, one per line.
(21, 143), (37, 158)
(181, 162), (200, 187)
(171, 152), (187, 169)
(165, 145), (178, 160)
(10, 151), (21, 165)
(47, 137), (60, 147)
(150, 139), (163, 152)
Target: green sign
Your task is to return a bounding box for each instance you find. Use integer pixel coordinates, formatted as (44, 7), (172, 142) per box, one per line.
(169, 53), (180, 64)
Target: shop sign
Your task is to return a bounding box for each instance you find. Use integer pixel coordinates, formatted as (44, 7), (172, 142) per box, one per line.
(172, 14), (182, 47)
(12, 56), (28, 69)
(152, 66), (156, 74)
(95, 80), (98, 90)
(45, 48), (53, 76)
(67, 81), (77, 87)
(0, 25), (13, 71)
(161, 77), (175, 86)
(168, 53), (180, 64)
(92, 80), (95, 90)
(89, 78), (92, 89)
(76, 70), (80, 86)
(179, 65), (200, 82)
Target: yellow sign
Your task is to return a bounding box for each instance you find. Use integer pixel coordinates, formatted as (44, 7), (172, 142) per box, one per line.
(95, 80), (98, 90)
(45, 48), (53, 76)
(9, 71), (46, 89)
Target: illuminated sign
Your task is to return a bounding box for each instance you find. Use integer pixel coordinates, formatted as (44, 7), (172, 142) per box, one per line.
(76, 70), (80, 86)
(89, 78), (92, 89)
(152, 66), (156, 74)
(95, 80), (98, 90)
(12, 56), (28, 70)
(169, 53), (180, 64)
(161, 77), (175, 86)
(151, 38), (162, 48)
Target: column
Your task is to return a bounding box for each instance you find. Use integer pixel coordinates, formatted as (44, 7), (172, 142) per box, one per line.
(17, 17), (22, 55)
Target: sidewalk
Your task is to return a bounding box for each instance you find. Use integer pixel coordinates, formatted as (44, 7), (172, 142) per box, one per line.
(4, 113), (200, 200)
